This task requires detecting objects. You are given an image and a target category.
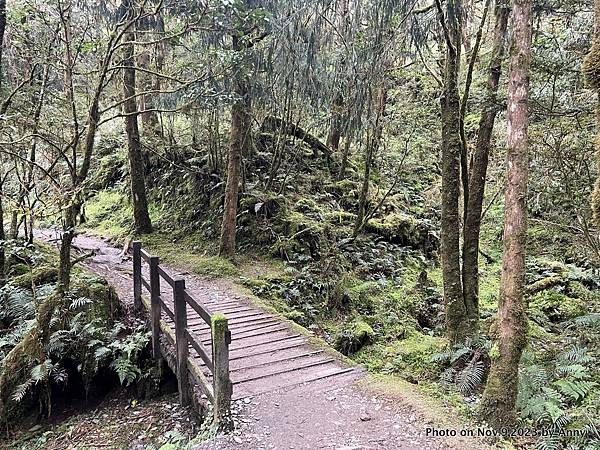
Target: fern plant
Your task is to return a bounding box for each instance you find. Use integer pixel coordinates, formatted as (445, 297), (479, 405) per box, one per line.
(431, 337), (490, 395)
(518, 346), (600, 449)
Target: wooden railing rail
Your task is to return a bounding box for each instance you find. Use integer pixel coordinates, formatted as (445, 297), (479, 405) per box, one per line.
(132, 241), (232, 428)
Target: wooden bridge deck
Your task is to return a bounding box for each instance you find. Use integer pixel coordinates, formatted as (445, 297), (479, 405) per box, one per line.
(157, 292), (356, 400)
(135, 243), (360, 408)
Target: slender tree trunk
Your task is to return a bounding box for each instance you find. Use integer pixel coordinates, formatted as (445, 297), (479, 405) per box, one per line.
(439, 0), (470, 343)
(337, 137), (352, 181)
(480, 0), (531, 427)
(0, 178), (5, 278)
(0, 0), (6, 275)
(123, 14), (152, 234)
(137, 14), (160, 134)
(327, 93), (344, 152)
(58, 202), (79, 291)
(219, 37), (251, 258)
(354, 86), (386, 236)
(462, 0), (510, 331)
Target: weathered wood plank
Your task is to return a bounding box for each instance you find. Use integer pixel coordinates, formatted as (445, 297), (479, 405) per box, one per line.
(174, 279), (191, 406)
(132, 241), (142, 313)
(149, 256), (161, 360)
(186, 329), (214, 371)
(212, 313), (232, 429)
(184, 290), (213, 325)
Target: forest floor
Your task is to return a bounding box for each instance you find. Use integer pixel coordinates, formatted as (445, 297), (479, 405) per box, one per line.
(4, 391), (198, 450)
(34, 229), (498, 450)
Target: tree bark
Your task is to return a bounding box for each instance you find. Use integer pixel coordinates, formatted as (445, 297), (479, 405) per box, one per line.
(0, 0), (6, 276)
(480, 0), (531, 427)
(585, 0), (600, 226)
(439, 0), (470, 343)
(327, 93), (344, 152)
(462, 0), (510, 332)
(354, 86), (386, 236)
(337, 137), (352, 181)
(219, 36), (251, 258)
(123, 10), (153, 234)
(137, 14), (160, 134)
(0, 177), (5, 279)
(261, 116), (331, 158)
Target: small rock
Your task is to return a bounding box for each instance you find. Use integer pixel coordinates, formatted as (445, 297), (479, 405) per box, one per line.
(360, 414), (371, 422)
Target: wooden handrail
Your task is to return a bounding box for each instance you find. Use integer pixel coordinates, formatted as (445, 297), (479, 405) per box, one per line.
(132, 241), (232, 428)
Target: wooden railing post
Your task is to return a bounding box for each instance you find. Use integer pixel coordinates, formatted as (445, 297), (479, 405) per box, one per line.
(173, 279), (191, 406)
(149, 256), (161, 360)
(132, 241), (142, 313)
(212, 313), (232, 429)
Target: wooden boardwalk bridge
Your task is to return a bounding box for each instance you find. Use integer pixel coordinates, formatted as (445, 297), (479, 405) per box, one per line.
(132, 241), (359, 428)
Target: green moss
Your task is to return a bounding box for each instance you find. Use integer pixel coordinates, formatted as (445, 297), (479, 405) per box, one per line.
(334, 319), (375, 355)
(193, 256), (239, 278)
(84, 189), (133, 238)
(324, 210), (357, 225)
(365, 213), (418, 243)
(11, 266), (58, 288)
(529, 290), (587, 322)
(355, 332), (446, 382)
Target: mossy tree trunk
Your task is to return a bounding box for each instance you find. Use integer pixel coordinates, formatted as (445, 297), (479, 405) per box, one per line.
(480, 0), (531, 428)
(584, 0), (600, 227)
(0, 0), (5, 278)
(123, 2), (153, 235)
(462, 0), (510, 332)
(354, 84), (387, 236)
(438, 0), (470, 344)
(219, 35), (251, 259)
(327, 92), (344, 152)
(0, 177), (5, 279)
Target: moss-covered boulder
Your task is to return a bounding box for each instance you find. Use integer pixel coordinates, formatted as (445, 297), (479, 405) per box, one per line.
(334, 319), (375, 355)
(365, 213), (419, 245)
(529, 290), (587, 323)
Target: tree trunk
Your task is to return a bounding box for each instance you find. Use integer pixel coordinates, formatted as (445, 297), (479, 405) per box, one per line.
(439, 0), (470, 343)
(462, 0), (510, 331)
(480, 0), (531, 427)
(337, 137), (352, 181)
(0, 178), (5, 279)
(327, 93), (344, 152)
(123, 17), (152, 234)
(0, 0), (6, 275)
(585, 0), (600, 227)
(354, 86), (386, 236)
(58, 202), (79, 291)
(137, 14), (160, 134)
(219, 37), (251, 258)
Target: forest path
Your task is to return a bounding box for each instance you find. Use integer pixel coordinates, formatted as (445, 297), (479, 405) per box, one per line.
(36, 229), (489, 450)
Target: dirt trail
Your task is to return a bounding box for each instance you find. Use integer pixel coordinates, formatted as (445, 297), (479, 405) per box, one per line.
(36, 229), (492, 450)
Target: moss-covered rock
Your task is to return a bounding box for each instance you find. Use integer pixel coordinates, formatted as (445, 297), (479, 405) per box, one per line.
(365, 213), (437, 249)
(11, 266), (58, 288)
(529, 290), (587, 322)
(334, 319), (375, 355)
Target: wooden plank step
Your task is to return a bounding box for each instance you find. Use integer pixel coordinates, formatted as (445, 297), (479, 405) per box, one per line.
(230, 350), (324, 373)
